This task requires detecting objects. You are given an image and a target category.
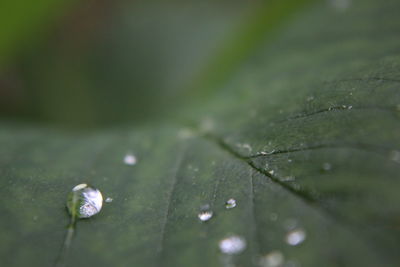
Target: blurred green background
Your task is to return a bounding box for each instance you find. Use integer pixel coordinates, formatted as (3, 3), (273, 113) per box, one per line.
(0, 0), (314, 128)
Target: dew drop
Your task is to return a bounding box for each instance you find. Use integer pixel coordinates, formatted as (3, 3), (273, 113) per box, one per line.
(225, 198), (237, 209)
(285, 228), (306, 246)
(198, 204), (213, 222)
(105, 197), (113, 203)
(219, 235), (246, 255)
(198, 210), (213, 222)
(67, 184), (103, 219)
(124, 153), (137, 166)
(259, 250), (284, 267)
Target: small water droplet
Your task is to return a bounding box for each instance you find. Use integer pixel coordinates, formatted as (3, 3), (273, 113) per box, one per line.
(33, 215), (38, 221)
(198, 210), (213, 222)
(259, 250), (284, 267)
(306, 96), (314, 102)
(105, 197), (113, 203)
(225, 198), (237, 209)
(348, 105), (353, 109)
(219, 235), (246, 255)
(67, 184), (103, 218)
(124, 153), (137, 166)
(285, 228), (306, 246)
(268, 170), (275, 175)
(198, 204), (213, 222)
(287, 159), (293, 163)
(322, 162), (332, 171)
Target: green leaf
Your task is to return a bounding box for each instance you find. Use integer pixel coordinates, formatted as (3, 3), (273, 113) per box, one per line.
(1, 0), (400, 266)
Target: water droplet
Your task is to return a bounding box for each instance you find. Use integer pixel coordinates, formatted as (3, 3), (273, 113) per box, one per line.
(268, 170), (275, 175)
(124, 153), (137, 166)
(322, 162), (332, 171)
(285, 229), (306, 246)
(219, 235), (246, 255)
(259, 250), (284, 267)
(287, 159), (293, 163)
(67, 184), (103, 219)
(105, 197), (113, 203)
(198, 204), (213, 222)
(225, 198), (237, 209)
(198, 210), (213, 222)
(348, 105), (353, 109)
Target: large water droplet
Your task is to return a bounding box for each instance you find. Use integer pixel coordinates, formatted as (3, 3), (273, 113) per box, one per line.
(225, 198), (237, 209)
(124, 153), (137, 165)
(67, 184), (103, 218)
(259, 250), (284, 267)
(219, 235), (246, 255)
(285, 228), (306, 246)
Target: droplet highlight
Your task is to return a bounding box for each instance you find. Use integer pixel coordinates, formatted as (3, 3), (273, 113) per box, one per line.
(67, 184), (103, 218)
(219, 235), (246, 255)
(285, 228), (306, 246)
(124, 153), (137, 166)
(105, 197), (113, 203)
(225, 198), (237, 209)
